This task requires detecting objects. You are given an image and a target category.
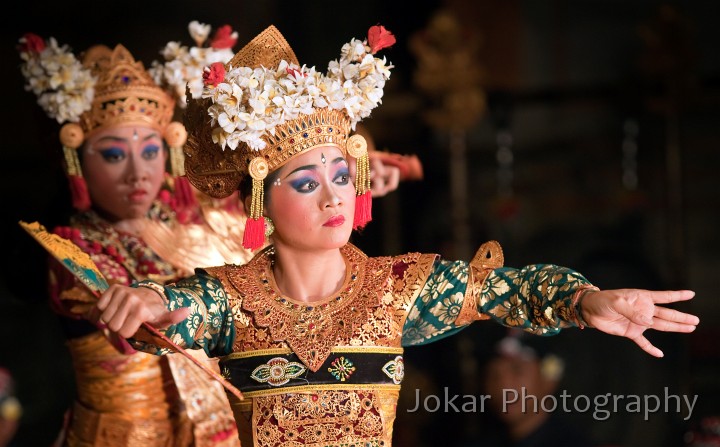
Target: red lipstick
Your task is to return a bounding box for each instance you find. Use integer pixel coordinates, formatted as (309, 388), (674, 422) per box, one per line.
(323, 215), (345, 227)
(128, 189), (148, 202)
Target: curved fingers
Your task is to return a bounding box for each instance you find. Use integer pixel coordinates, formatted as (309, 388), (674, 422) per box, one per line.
(384, 165), (400, 192)
(647, 289), (695, 304)
(105, 299), (131, 333)
(632, 334), (664, 358)
(650, 314), (697, 333)
(654, 306), (700, 325)
(117, 314), (145, 339)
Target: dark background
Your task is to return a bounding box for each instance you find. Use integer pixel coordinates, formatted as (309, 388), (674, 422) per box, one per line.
(1, 1), (719, 446)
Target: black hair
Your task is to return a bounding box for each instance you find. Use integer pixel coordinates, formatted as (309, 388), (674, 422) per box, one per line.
(238, 168), (281, 213)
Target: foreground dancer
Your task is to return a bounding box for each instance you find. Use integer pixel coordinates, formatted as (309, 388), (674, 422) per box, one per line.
(93, 25), (698, 446)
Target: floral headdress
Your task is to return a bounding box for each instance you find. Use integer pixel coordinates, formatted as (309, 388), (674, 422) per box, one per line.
(184, 25), (395, 250)
(148, 21), (238, 108)
(18, 34), (185, 212)
(147, 21), (238, 214)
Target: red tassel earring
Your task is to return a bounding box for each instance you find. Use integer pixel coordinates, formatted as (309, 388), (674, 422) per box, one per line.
(60, 124), (91, 211)
(165, 122), (197, 222)
(242, 158), (269, 250)
(347, 134), (372, 229)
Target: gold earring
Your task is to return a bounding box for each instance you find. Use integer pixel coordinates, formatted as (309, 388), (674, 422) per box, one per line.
(264, 216), (275, 237)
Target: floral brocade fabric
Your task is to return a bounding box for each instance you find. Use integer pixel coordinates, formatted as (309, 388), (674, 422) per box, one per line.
(51, 203), (179, 290)
(132, 241), (593, 447)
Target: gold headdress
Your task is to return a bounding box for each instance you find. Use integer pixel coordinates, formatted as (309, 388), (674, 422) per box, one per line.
(18, 34), (184, 211)
(184, 25), (396, 250)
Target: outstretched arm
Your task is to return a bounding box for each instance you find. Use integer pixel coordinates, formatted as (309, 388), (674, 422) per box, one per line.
(579, 289), (698, 357)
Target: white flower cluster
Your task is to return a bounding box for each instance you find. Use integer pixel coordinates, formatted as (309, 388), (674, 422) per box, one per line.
(203, 37), (393, 150)
(149, 21), (235, 108)
(19, 37), (95, 124)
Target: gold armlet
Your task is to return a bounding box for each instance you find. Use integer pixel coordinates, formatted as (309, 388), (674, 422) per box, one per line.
(456, 240), (504, 325)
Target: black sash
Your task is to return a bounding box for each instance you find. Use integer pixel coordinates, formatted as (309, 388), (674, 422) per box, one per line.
(219, 349), (404, 395)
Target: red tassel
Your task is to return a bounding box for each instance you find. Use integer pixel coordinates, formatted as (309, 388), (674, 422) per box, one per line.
(173, 176), (198, 210)
(242, 216), (265, 251)
(353, 191), (372, 229)
(68, 175), (91, 211)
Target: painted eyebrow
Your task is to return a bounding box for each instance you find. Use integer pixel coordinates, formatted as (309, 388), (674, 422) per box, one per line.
(283, 164), (317, 179)
(93, 133), (160, 145)
(141, 133), (160, 143)
(283, 157), (348, 179)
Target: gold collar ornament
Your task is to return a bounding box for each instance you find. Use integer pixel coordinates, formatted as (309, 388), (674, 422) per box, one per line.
(183, 25), (396, 250)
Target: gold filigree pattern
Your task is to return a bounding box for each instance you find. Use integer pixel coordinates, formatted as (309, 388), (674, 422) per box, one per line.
(201, 245), (446, 446)
(205, 246), (437, 358)
(225, 244), (394, 371)
(457, 240), (503, 325)
(259, 109), (351, 176)
(184, 26), (300, 199)
(252, 389), (387, 446)
(386, 253), (438, 331)
(166, 353), (239, 447)
(80, 44), (175, 135)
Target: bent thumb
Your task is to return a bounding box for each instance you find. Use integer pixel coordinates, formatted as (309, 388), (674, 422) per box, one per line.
(152, 307), (191, 329)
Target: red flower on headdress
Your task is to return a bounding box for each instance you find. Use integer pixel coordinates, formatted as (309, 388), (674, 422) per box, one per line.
(210, 25), (238, 49)
(19, 33), (45, 54)
(367, 25), (395, 54)
(203, 62), (226, 87)
(286, 67), (307, 79)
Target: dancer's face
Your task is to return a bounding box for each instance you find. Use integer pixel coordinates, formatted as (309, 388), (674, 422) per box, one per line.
(265, 146), (355, 251)
(81, 125), (166, 221)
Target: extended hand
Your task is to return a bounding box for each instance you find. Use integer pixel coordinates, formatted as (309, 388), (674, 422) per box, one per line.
(92, 284), (190, 338)
(581, 289), (698, 357)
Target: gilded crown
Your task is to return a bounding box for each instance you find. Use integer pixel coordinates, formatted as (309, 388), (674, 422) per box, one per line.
(184, 25), (308, 198)
(263, 109), (351, 169)
(18, 34), (187, 211)
(184, 25), (394, 199)
(80, 45), (175, 135)
(18, 36), (177, 142)
(184, 24), (395, 249)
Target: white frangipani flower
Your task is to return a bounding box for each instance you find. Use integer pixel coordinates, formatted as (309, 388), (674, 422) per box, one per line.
(149, 21), (236, 108)
(200, 31), (393, 150)
(188, 21), (211, 46)
(18, 35), (96, 123)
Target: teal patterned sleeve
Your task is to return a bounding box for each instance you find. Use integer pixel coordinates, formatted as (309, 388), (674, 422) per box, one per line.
(478, 265), (594, 335)
(401, 259), (594, 346)
(402, 259), (472, 346)
(128, 273), (235, 357)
